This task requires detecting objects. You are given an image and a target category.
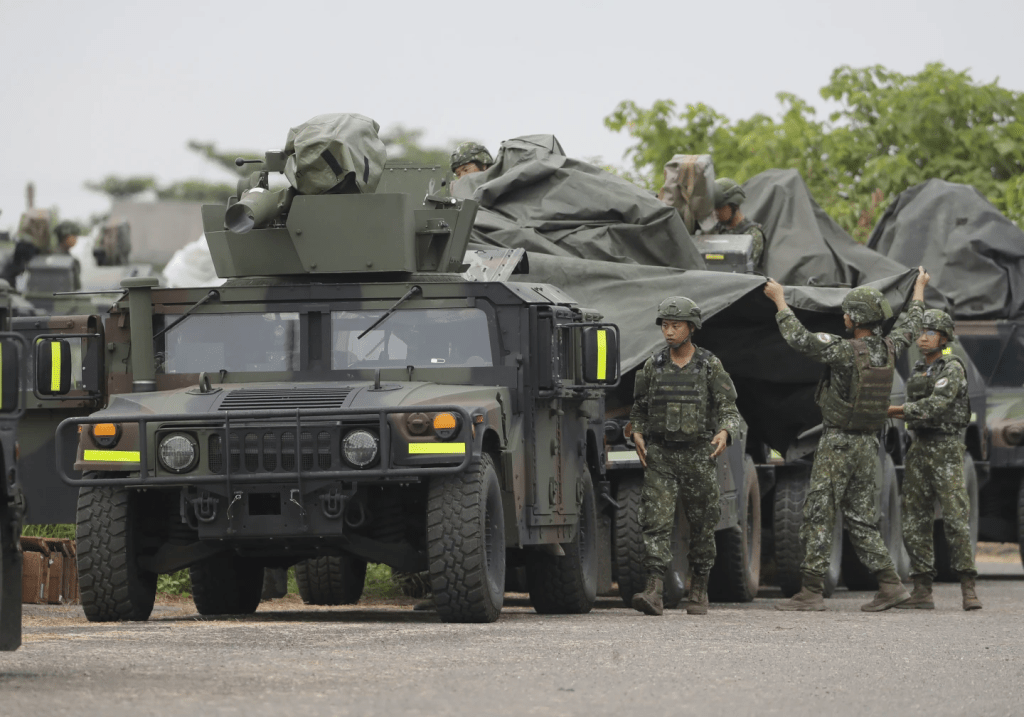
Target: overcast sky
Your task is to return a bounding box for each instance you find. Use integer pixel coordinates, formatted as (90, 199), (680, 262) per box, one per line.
(2, 0), (1022, 231)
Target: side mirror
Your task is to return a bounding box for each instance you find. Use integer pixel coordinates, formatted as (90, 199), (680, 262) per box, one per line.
(582, 327), (619, 385)
(0, 338), (20, 413)
(36, 339), (72, 396)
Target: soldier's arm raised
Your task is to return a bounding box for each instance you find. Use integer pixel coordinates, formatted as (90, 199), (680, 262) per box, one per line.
(765, 279), (847, 365)
(889, 267), (930, 354)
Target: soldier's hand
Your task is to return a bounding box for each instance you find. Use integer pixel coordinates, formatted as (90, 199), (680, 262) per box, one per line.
(887, 405), (905, 419)
(709, 430), (728, 459)
(633, 433), (648, 468)
(763, 279), (787, 310)
(913, 266), (931, 301)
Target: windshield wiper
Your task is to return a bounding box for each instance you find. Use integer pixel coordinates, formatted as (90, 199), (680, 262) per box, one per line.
(357, 285), (421, 340)
(152, 290), (220, 342)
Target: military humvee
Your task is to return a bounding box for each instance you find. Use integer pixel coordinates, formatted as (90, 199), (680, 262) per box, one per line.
(36, 146), (619, 624)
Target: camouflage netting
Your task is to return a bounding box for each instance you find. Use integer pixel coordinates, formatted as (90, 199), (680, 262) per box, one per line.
(868, 179), (1024, 319)
(743, 169), (911, 287)
(284, 113), (387, 195)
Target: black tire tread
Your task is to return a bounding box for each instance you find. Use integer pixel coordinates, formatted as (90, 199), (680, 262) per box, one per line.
(190, 553), (263, 616)
(773, 477), (805, 598)
(295, 556), (367, 605)
(77, 487), (156, 623)
(708, 456), (760, 603)
(426, 454), (504, 623)
(613, 475), (646, 608)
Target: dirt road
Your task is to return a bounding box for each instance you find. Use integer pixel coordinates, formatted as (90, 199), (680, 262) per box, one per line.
(2, 569), (1022, 717)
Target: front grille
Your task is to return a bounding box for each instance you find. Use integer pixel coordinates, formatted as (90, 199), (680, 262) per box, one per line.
(207, 427), (343, 475)
(218, 387), (353, 412)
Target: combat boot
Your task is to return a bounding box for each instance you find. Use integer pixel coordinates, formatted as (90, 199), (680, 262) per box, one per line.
(686, 573), (710, 615)
(413, 597), (436, 612)
(960, 575), (982, 611)
(895, 575), (934, 609)
(861, 568), (910, 612)
(631, 576), (664, 616)
(775, 573), (826, 611)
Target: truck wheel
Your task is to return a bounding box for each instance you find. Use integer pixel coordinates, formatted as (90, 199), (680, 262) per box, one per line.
(295, 556), (367, 605)
(1018, 480), (1024, 571)
(841, 454), (909, 590)
(708, 455), (761, 602)
(773, 473), (841, 598)
(935, 454), (979, 582)
(614, 474), (688, 608)
(527, 471), (598, 614)
(77, 486), (157, 622)
(426, 453), (505, 623)
(190, 552), (263, 615)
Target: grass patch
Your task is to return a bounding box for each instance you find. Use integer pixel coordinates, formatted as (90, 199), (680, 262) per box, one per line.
(22, 524), (75, 540)
(363, 563), (402, 599)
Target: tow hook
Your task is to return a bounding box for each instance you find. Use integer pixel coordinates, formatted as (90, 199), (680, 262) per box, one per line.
(321, 489), (346, 520)
(192, 492), (219, 523)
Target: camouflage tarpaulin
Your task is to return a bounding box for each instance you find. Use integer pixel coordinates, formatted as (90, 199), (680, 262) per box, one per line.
(454, 135), (706, 269)
(868, 179), (1024, 319)
(743, 169), (911, 288)
(284, 113), (387, 195)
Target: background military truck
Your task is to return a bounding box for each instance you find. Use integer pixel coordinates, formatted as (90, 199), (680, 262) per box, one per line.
(32, 115), (620, 624)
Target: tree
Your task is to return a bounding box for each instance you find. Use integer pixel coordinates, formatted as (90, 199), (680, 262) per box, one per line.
(605, 63), (1024, 238)
(83, 175), (157, 199)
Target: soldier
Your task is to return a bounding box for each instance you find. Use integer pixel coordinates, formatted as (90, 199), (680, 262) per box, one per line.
(711, 178), (768, 272)
(450, 142), (494, 179)
(630, 297), (741, 616)
(53, 220), (83, 291)
(888, 310), (982, 611)
(765, 268), (929, 611)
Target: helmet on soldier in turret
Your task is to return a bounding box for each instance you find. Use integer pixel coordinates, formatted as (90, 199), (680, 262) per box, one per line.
(450, 142), (494, 173)
(713, 178), (745, 209)
(656, 296), (702, 330)
(842, 287), (893, 326)
(922, 309), (955, 340)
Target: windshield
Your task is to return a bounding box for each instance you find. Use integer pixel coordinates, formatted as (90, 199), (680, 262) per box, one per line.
(332, 308), (493, 369)
(162, 312), (300, 373)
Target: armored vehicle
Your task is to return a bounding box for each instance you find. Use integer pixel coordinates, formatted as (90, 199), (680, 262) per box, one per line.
(36, 119), (619, 624)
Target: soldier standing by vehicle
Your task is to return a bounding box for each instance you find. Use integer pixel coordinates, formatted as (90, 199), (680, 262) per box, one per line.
(765, 267), (929, 612)
(888, 310), (982, 611)
(711, 178), (768, 272)
(630, 297), (741, 616)
(450, 142), (493, 179)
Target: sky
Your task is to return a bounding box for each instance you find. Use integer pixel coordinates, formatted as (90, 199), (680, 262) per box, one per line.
(2, 0), (1022, 231)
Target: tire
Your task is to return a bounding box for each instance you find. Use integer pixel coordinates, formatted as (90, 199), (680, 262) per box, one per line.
(190, 552), (263, 615)
(426, 453), (506, 623)
(77, 486), (157, 622)
(709, 455), (761, 602)
(935, 454), (979, 582)
(613, 474), (687, 608)
(1018, 480), (1024, 571)
(773, 473), (841, 598)
(295, 556), (367, 605)
(527, 470), (598, 614)
(841, 453), (910, 590)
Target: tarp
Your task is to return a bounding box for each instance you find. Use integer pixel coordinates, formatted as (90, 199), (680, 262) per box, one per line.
(453, 135), (705, 269)
(284, 113), (387, 195)
(744, 169), (911, 287)
(867, 179), (1024, 319)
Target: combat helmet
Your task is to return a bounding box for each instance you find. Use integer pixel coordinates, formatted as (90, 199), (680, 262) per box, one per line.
(842, 287), (893, 326)
(656, 296), (702, 329)
(54, 220), (83, 240)
(713, 178), (746, 209)
(922, 309), (955, 340)
(450, 142), (494, 172)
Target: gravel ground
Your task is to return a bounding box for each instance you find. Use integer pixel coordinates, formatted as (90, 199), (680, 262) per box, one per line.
(1, 564), (1022, 717)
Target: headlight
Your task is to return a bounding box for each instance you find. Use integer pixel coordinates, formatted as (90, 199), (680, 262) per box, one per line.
(432, 412), (461, 441)
(91, 423), (122, 449)
(342, 430), (379, 468)
(158, 433), (199, 473)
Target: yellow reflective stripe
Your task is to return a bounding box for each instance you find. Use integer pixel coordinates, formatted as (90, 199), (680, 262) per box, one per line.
(84, 450), (141, 462)
(942, 346), (952, 355)
(597, 329), (607, 381)
(705, 253), (725, 260)
(408, 443), (466, 455)
(50, 342), (61, 393)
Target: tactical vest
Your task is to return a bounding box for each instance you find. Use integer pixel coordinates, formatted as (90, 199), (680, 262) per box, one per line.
(906, 353), (970, 432)
(816, 337), (895, 431)
(647, 347), (712, 441)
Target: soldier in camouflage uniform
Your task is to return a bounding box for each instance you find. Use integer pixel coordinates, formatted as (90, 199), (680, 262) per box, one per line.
(889, 310), (981, 611)
(450, 142), (494, 179)
(711, 178), (768, 272)
(765, 267), (930, 611)
(630, 297), (741, 616)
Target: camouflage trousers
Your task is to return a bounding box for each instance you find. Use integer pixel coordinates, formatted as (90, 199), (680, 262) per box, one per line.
(640, 442), (720, 579)
(801, 429), (894, 578)
(902, 436), (976, 578)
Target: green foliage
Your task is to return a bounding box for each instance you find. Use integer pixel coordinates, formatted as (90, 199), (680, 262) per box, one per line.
(605, 63), (1024, 240)
(157, 569), (192, 596)
(362, 563), (401, 599)
(382, 125), (466, 167)
(21, 524), (75, 540)
(84, 176), (156, 199)
(187, 140), (258, 177)
(156, 180), (235, 203)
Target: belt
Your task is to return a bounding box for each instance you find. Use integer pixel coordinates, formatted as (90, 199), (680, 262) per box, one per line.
(645, 432), (708, 447)
(911, 428), (960, 440)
